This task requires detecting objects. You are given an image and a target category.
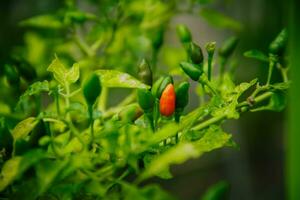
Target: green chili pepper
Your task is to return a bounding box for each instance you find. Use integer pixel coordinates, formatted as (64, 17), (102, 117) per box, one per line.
(4, 64), (20, 86)
(118, 104), (142, 123)
(138, 59), (152, 86)
(151, 77), (164, 97)
(137, 89), (154, 112)
(180, 61), (203, 81)
(269, 28), (288, 55)
(157, 75), (174, 98)
(205, 41), (216, 56)
(11, 56), (37, 81)
(176, 24), (192, 44)
(218, 36), (239, 58)
(188, 42), (203, 64)
(175, 81), (190, 110)
(205, 42), (216, 81)
(152, 27), (164, 50)
(83, 73), (102, 106)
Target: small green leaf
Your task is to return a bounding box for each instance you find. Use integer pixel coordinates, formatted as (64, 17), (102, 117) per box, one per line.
(19, 15), (64, 29)
(47, 57), (80, 87)
(12, 117), (38, 140)
(244, 49), (269, 62)
(200, 8), (242, 31)
(95, 70), (150, 89)
(66, 63), (80, 84)
(270, 81), (291, 90)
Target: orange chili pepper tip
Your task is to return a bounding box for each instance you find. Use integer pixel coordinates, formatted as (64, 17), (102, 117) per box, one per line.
(159, 84), (176, 117)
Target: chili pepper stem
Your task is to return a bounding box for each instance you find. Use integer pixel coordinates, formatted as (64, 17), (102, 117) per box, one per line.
(88, 104), (95, 144)
(198, 74), (219, 97)
(145, 112), (154, 132)
(207, 54), (213, 81)
(266, 59), (275, 86)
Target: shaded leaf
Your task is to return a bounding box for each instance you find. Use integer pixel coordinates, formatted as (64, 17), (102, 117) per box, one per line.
(200, 8), (242, 31)
(201, 181), (230, 200)
(244, 49), (268, 62)
(19, 15), (64, 29)
(16, 81), (49, 110)
(0, 149), (45, 191)
(139, 126), (232, 181)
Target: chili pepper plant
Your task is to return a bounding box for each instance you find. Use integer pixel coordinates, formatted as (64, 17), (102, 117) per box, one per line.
(0, 1), (289, 199)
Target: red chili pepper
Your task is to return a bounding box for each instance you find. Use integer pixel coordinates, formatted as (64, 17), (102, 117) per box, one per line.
(159, 84), (176, 117)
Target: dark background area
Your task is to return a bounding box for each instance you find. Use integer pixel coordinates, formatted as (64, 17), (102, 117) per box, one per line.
(0, 0), (288, 199)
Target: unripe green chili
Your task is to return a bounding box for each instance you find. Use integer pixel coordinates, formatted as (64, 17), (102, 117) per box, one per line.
(205, 42), (216, 56)
(269, 28), (288, 55)
(176, 24), (192, 44)
(188, 42), (204, 64)
(137, 89), (154, 112)
(179, 61), (203, 81)
(138, 59), (152, 86)
(152, 27), (164, 50)
(83, 73), (102, 144)
(4, 64), (20, 86)
(218, 36), (239, 58)
(118, 104), (142, 123)
(11, 56), (37, 81)
(175, 82), (190, 110)
(151, 77), (164, 97)
(83, 73), (102, 106)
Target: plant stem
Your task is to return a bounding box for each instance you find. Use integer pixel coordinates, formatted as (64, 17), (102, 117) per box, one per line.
(199, 74), (219, 97)
(191, 91), (274, 131)
(267, 59), (275, 86)
(207, 54), (213, 81)
(88, 104), (94, 144)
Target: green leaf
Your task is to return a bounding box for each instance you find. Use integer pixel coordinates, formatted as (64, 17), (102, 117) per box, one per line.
(35, 159), (69, 194)
(200, 8), (242, 31)
(244, 49), (269, 62)
(19, 15), (64, 29)
(0, 149), (45, 191)
(16, 81), (49, 110)
(149, 123), (179, 145)
(95, 70), (150, 89)
(215, 78), (257, 119)
(66, 63), (80, 84)
(251, 91), (286, 112)
(270, 81), (291, 90)
(47, 57), (80, 87)
(138, 126), (232, 181)
(201, 181), (230, 200)
(12, 117), (38, 140)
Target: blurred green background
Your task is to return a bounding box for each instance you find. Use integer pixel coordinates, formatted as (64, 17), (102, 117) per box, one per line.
(0, 0), (289, 199)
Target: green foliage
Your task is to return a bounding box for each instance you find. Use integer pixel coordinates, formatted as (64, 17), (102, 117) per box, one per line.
(0, 0), (289, 199)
